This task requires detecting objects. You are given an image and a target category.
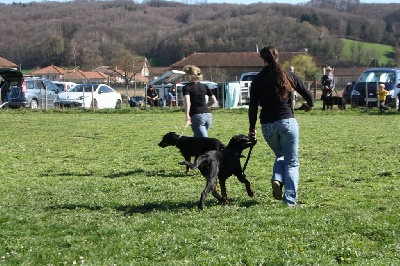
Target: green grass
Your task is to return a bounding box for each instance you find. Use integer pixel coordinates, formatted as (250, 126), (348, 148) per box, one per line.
(0, 104), (400, 265)
(342, 38), (395, 66)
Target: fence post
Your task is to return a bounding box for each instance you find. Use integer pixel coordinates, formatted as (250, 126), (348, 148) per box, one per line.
(313, 76), (317, 100)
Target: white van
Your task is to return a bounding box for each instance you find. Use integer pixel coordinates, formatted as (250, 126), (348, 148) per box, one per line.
(239, 72), (258, 105)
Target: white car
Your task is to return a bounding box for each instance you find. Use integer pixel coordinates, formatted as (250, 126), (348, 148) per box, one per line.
(55, 84), (122, 109)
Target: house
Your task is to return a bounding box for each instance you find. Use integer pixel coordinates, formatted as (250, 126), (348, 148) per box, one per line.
(148, 66), (172, 82)
(30, 65), (66, 80)
(0, 56), (18, 69)
(93, 58), (149, 84)
(63, 69), (109, 84)
(169, 52), (322, 82)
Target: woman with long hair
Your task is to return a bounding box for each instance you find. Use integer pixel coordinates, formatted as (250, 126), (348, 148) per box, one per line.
(248, 46), (314, 206)
(183, 65), (217, 137)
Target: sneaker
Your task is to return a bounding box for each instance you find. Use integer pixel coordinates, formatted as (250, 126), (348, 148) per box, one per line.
(272, 180), (283, 200)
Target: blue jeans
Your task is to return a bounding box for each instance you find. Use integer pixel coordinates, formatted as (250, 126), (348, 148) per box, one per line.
(261, 118), (299, 206)
(191, 113), (212, 138)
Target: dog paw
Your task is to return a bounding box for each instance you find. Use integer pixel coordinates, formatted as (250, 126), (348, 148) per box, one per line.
(247, 187), (254, 197)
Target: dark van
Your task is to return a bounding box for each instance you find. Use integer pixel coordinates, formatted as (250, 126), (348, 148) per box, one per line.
(351, 68), (400, 108)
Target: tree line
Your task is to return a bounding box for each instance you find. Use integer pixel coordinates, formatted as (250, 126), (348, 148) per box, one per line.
(0, 0), (399, 71)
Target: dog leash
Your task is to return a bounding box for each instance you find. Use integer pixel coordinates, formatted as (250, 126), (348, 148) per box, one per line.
(242, 135), (257, 176)
(178, 122), (190, 138)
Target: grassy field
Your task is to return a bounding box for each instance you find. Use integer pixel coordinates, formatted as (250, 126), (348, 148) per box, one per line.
(0, 103), (399, 265)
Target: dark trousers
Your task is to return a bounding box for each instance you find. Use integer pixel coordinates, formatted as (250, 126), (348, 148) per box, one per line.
(147, 98), (161, 107)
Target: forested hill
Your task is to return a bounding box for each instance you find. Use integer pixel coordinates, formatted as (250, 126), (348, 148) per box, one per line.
(0, 0), (399, 70)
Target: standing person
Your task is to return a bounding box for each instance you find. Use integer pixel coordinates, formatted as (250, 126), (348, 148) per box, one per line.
(248, 46), (314, 207)
(377, 83), (389, 111)
(289, 66), (297, 108)
(322, 66), (335, 110)
(183, 65), (217, 137)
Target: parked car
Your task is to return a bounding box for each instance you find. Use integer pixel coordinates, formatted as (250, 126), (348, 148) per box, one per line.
(239, 72), (259, 105)
(0, 69), (63, 109)
(0, 68), (23, 107)
(351, 68), (400, 108)
(54, 84), (122, 109)
(53, 81), (77, 92)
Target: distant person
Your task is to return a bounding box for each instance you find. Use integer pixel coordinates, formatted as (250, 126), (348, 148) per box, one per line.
(289, 66), (297, 107)
(146, 85), (160, 107)
(397, 83), (400, 112)
(168, 84), (177, 107)
(377, 83), (389, 111)
(322, 66), (335, 110)
(182, 65), (217, 138)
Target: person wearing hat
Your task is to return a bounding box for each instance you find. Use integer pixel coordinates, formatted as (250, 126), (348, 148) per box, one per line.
(322, 66), (335, 110)
(182, 65), (217, 137)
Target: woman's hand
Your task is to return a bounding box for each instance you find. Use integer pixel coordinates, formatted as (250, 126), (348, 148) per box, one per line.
(303, 103), (313, 112)
(248, 130), (257, 142)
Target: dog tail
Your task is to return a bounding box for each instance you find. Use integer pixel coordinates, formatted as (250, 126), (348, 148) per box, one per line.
(178, 161), (198, 170)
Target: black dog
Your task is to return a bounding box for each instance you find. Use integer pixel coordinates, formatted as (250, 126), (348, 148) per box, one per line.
(158, 132), (225, 172)
(324, 96), (346, 110)
(179, 134), (255, 210)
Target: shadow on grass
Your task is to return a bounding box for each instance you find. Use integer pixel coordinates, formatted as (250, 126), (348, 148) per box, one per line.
(46, 204), (102, 211)
(104, 168), (189, 179)
(116, 201), (199, 215)
(116, 199), (260, 215)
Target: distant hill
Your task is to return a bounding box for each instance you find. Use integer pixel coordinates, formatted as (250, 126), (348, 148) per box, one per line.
(342, 39), (396, 67)
(0, 1), (399, 69)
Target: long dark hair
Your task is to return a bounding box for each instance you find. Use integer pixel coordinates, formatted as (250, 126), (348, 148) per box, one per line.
(259, 46), (295, 101)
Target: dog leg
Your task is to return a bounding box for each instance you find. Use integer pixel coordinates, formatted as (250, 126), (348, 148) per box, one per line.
(184, 156), (191, 173)
(237, 174), (254, 197)
(211, 184), (226, 204)
(198, 177), (217, 210)
(218, 179), (230, 204)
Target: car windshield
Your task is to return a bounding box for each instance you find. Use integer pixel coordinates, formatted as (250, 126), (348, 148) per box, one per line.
(70, 84), (99, 92)
(358, 71), (395, 83)
(241, 75), (256, 82)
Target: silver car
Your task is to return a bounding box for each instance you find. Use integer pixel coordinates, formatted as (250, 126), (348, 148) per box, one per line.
(1, 69), (62, 109)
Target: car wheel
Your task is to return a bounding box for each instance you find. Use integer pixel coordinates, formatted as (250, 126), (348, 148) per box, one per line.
(30, 99), (38, 109)
(91, 99), (98, 110)
(115, 99), (122, 109)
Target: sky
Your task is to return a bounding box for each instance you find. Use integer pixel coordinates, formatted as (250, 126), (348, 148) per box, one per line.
(0, 0), (397, 4)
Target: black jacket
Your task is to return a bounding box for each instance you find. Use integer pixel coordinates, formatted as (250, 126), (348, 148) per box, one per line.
(248, 65), (314, 131)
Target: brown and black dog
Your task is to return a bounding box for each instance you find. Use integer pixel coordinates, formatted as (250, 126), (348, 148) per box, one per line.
(158, 132), (225, 173)
(324, 96), (346, 110)
(179, 134), (255, 210)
